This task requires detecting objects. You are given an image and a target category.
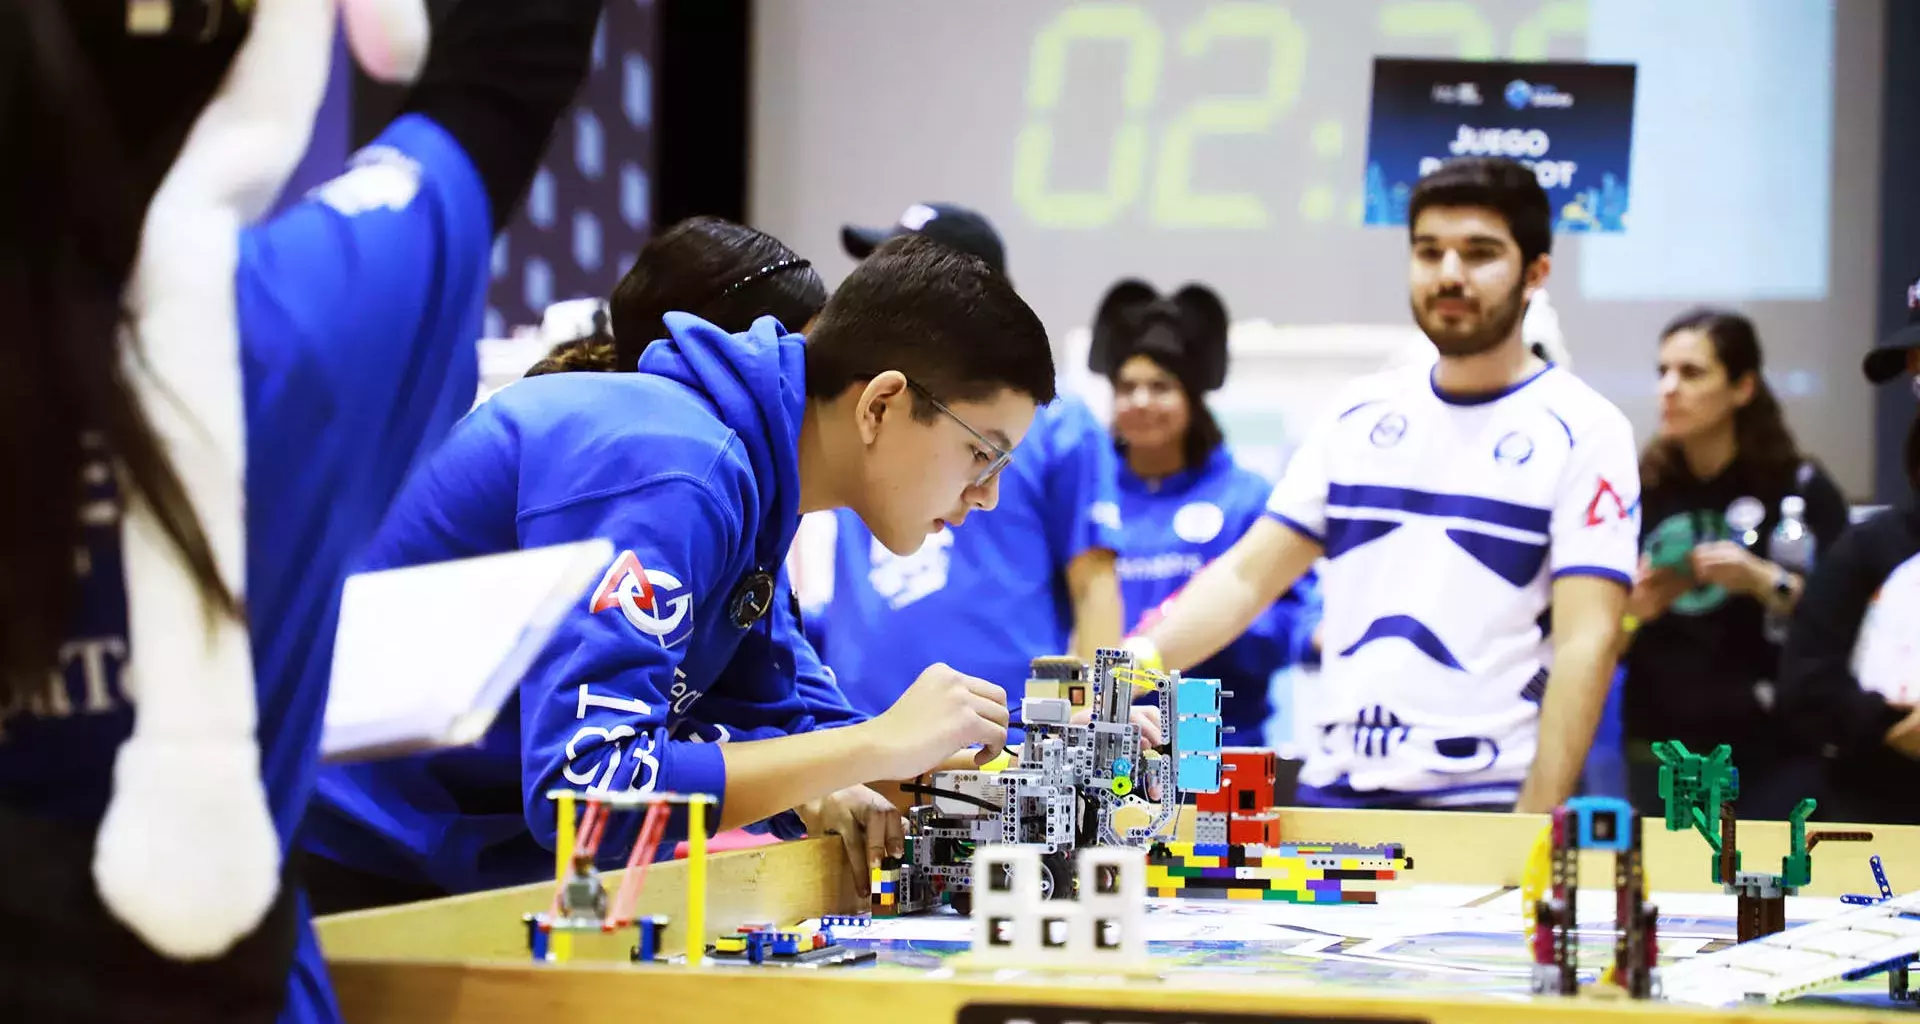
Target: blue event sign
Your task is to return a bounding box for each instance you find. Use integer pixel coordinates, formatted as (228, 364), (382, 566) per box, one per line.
(1363, 58), (1637, 234)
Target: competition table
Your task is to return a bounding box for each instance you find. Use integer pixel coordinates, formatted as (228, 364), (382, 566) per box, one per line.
(316, 808), (1920, 1023)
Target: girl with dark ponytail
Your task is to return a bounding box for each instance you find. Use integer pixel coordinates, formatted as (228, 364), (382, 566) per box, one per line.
(525, 215), (825, 376)
(1093, 280), (1320, 745)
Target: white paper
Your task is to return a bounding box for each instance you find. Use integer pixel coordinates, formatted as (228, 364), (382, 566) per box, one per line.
(322, 538), (613, 760)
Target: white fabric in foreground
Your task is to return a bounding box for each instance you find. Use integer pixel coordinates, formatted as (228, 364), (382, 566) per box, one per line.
(95, 0), (427, 960)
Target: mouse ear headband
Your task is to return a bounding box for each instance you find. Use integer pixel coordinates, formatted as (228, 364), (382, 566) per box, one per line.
(96, 0), (427, 960)
(1087, 278), (1231, 393)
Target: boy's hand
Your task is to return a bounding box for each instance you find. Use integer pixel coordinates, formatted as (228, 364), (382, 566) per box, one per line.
(1129, 705), (1164, 747)
(796, 785), (906, 897)
(1627, 556), (1691, 624)
(868, 664), (1010, 778)
(1688, 542), (1772, 597)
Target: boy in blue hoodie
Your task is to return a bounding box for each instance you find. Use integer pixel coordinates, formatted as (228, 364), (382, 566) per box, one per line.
(306, 234), (1056, 908)
(817, 204), (1126, 745)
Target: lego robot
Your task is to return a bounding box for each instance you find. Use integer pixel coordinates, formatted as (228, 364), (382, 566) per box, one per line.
(875, 649), (1224, 916)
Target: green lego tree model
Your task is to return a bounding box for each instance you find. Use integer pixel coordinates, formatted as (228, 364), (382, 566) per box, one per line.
(1652, 741), (1871, 941)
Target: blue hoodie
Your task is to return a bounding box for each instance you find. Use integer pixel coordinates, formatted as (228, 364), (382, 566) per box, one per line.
(306, 313), (866, 895)
(1114, 446), (1321, 744)
(0, 114), (492, 1023)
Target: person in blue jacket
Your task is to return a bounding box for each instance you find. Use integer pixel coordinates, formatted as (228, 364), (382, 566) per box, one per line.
(1090, 280), (1321, 746)
(816, 203), (1129, 747)
(0, 1), (600, 1021)
(304, 213), (854, 910)
(305, 233), (1056, 908)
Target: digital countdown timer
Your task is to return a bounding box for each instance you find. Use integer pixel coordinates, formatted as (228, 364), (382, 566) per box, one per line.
(1011, 1), (1589, 230)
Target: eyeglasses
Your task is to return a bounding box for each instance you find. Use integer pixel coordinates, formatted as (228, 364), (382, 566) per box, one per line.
(904, 378), (1013, 488)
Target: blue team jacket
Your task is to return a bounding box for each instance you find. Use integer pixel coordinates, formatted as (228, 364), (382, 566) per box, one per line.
(813, 395), (1122, 724)
(1115, 446), (1321, 744)
(306, 313), (866, 896)
(0, 114), (493, 1022)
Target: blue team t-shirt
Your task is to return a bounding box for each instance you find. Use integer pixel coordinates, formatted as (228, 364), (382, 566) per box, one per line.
(0, 113), (494, 1023)
(814, 394), (1122, 716)
(1113, 445), (1321, 744)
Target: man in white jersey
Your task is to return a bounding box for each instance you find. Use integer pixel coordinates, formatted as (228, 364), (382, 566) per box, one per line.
(1125, 157), (1637, 813)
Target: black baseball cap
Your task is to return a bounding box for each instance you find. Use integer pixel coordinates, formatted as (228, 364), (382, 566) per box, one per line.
(841, 202), (1007, 276)
(1864, 274), (1920, 384)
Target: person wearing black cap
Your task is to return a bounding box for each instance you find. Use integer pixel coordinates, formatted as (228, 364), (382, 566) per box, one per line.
(1777, 294), (1920, 825)
(842, 202), (1008, 278)
(1093, 281), (1321, 745)
(1862, 278), (1920, 389)
(811, 204), (1128, 744)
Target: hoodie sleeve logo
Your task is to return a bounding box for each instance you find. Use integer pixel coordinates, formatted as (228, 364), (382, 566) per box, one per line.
(589, 550), (695, 648)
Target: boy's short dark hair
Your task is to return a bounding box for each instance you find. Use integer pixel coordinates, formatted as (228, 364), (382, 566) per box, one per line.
(1407, 157), (1552, 269)
(805, 234), (1056, 417)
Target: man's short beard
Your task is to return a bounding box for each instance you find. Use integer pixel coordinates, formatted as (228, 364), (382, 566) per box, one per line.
(1413, 281), (1527, 358)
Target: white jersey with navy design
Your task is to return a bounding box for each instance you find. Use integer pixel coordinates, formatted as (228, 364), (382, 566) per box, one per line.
(1264, 362), (1640, 808)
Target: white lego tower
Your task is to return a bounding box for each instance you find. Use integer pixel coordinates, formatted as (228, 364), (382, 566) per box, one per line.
(965, 846), (1149, 974)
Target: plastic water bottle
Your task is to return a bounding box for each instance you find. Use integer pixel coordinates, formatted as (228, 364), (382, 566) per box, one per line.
(1764, 495), (1815, 644)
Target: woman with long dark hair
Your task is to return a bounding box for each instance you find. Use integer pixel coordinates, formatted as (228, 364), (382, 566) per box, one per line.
(1619, 309), (1851, 819)
(0, 1), (601, 1019)
(1093, 280), (1320, 746)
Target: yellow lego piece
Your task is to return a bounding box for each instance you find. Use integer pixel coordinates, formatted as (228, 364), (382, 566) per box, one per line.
(1227, 888), (1265, 901)
(977, 750), (1013, 773)
(716, 935), (747, 953)
(1024, 680), (1067, 703)
(879, 892), (895, 906)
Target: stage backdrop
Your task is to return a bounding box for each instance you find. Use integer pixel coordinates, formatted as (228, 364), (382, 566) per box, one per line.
(752, 0), (1887, 499)
(484, 2), (659, 338)
(345, 2), (659, 339)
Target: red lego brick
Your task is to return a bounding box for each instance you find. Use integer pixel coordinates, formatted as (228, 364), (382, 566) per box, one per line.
(1226, 815), (1270, 846)
(1196, 786), (1235, 815)
(1221, 749), (1278, 817)
(1228, 811), (1282, 846)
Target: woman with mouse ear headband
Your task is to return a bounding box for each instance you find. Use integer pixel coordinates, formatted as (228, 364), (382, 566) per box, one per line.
(1093, 279), (1322, 747)
(0, 1), (603, 1020)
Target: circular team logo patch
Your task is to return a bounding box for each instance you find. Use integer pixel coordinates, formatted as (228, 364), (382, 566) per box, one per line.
(1172, 502), (1226, 544)
(1493, 431), (1534, 466)
(728, 570), (776, 629)
(1370, 412), (1408, 448)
